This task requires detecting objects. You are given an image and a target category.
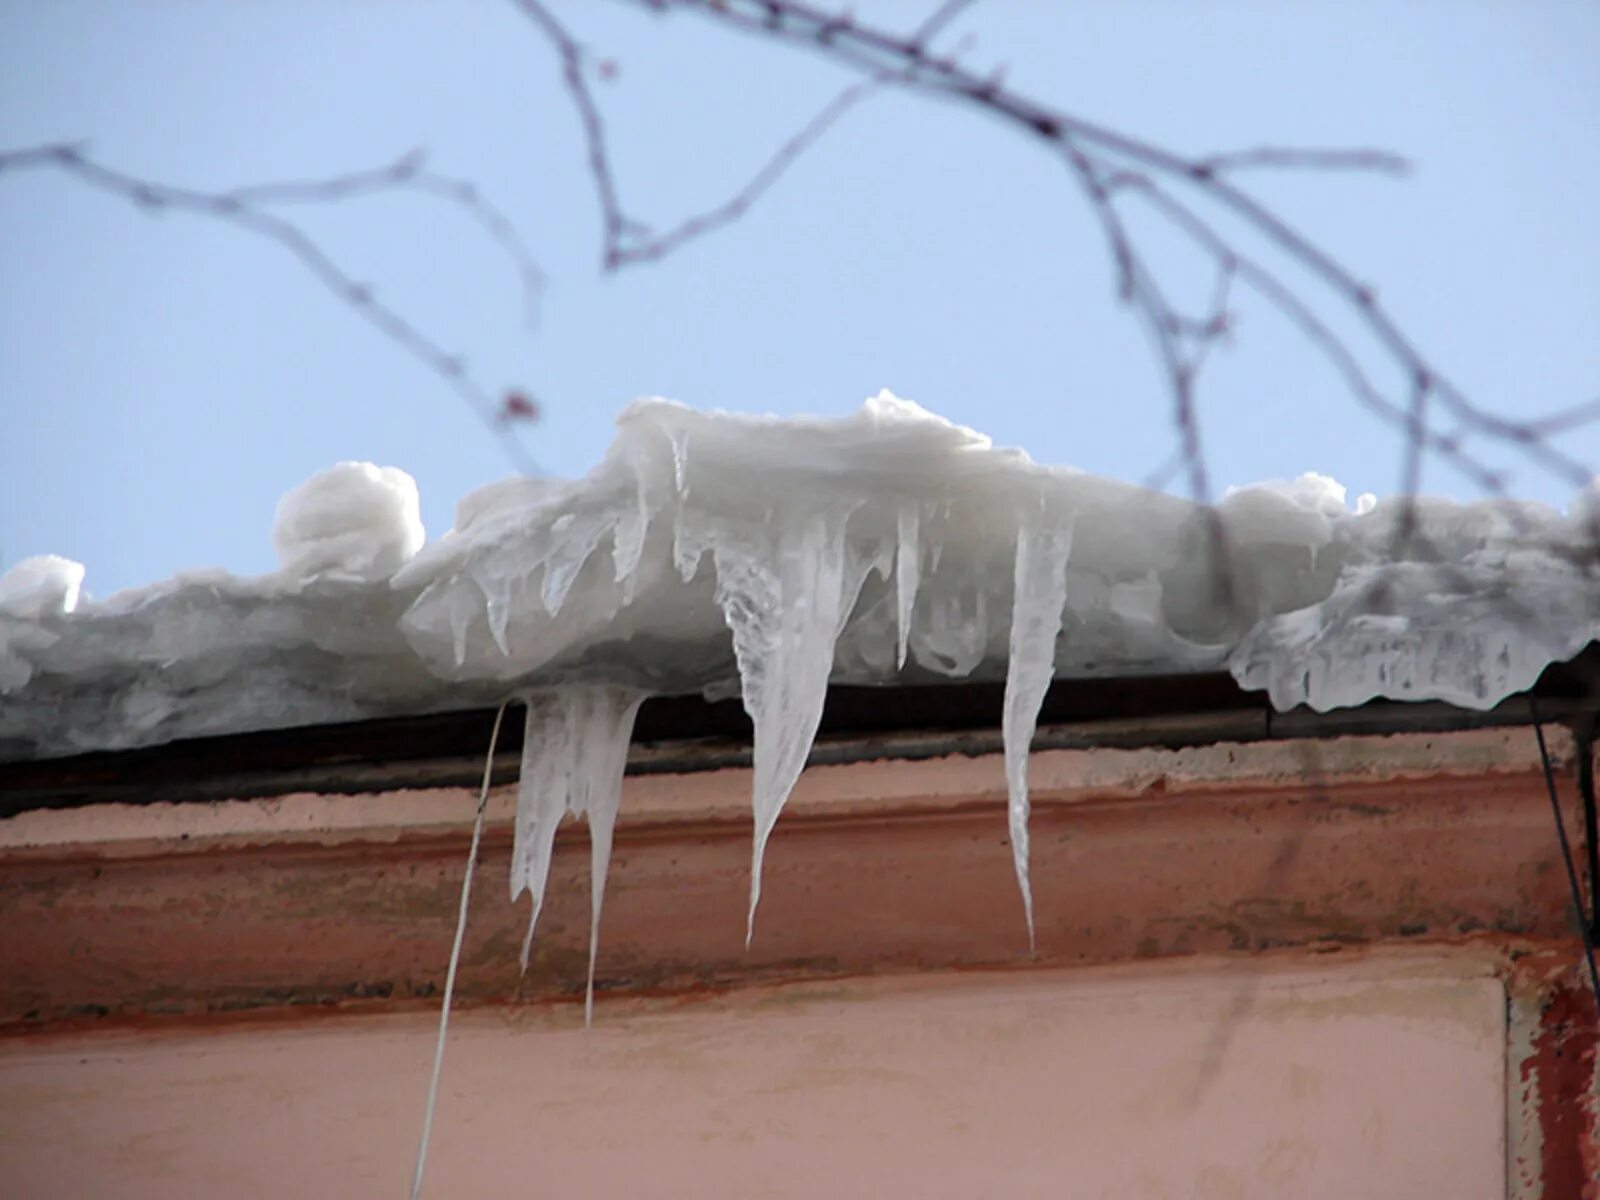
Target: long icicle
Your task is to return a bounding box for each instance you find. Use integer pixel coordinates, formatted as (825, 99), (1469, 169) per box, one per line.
(410, 700), (509, 1200)
(578, 690), (644, 1027)
(1002, 516), (1073, 953)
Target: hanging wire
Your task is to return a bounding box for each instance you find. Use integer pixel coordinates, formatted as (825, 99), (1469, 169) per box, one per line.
(410, 700), (510, 1200)
(1529, 695), (1600, 1012)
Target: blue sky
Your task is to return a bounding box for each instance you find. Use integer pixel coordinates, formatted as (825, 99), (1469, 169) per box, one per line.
(2, 0), (1596, 595)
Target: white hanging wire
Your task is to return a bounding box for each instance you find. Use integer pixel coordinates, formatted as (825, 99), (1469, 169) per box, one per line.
(410, 700), (510, 1200)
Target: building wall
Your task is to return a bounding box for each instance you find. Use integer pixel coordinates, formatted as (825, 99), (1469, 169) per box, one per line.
(0, 960), (1507, 1199)
(1, 725), (1595, 1196)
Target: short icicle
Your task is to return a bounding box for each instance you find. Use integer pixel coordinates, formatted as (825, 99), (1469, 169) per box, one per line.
(895, 503), (921, 669)
(575, 689), (644, 1027)
(511, 685), (647, 1025)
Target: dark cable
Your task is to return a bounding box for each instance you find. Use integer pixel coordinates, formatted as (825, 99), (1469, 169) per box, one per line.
(1579, 722), (1599, 941)
(1529, 695), (1600, 1011)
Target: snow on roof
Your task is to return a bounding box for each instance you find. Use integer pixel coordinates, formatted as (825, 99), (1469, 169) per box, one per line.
(2, 391), (1594, 764)
(3, 389), (1595, 1006)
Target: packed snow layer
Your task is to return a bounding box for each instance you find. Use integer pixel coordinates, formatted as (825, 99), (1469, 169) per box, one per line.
(0, 555), (85, 620)
(0, 556), (87, 693)
(2, 393), (1594, 764)
(272, 461), (425, 582)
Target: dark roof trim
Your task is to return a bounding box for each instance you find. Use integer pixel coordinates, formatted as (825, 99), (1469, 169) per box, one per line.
(2, 648), (1595, 817)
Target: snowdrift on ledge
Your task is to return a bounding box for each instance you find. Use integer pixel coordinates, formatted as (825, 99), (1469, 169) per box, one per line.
(2, 391), (1594, 762)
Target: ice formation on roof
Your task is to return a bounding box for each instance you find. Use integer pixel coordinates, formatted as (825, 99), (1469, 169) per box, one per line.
(2, 391), (1596, 961)
(1229, 497), (1600, 711)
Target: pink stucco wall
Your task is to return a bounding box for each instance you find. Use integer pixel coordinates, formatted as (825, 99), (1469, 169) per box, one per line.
(0, 958), (1505, 1199)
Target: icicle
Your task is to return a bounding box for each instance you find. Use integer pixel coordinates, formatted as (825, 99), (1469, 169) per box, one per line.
(511, 685), (646, 1026)
(482, 574), (513, 657)
(912, 578), (990, 677)
(1002, 513), (1074, 952)
(574, 690), (642, 1027)
(708, 506), (869, 945)
(447, 588), (471, 669)
(539, 515), (606, 617)
(895, 503), (920, 670)
(511, 694), (569, 963)
(668, 426), (691, 496)
(611, 478), (651, 605)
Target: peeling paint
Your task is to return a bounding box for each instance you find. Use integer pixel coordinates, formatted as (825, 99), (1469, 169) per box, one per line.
(1522, 983), (1600, 1198)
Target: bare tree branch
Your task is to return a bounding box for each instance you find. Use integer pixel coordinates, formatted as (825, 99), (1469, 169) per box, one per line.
(1525, 397), (1600, 439)
(0, 142), (543, 474)
(515, 0), (907, 270)
(6, 3), (1593, 530)
(909, 0), (980, 46)
(226, 148), (547, 330)
(592, 0), (1595, 511)
(613, 68), (899, 267)
(1398, 373), (1431, 546)
(1195, 146), (1410, 177)
(1101, 169), (1513, 496)
(512, 0), (630, 270)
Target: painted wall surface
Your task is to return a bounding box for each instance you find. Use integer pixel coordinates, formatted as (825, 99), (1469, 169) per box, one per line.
(0, 961), (1505, 1199)
(2, 729), (1580, 1026)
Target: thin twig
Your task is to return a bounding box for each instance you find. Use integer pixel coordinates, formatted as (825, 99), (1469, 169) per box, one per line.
(1103, 168), (1516, 496)
(1195, 146), (1410, 176)
(612, 69), (900, 265)
(0, 142), (544, 474)
(1395, 371), (1431, 552)
(910, 0), (979, 45)
(228, 149), (547, 329)
(517, 0), (904, 270)
(513, 0), (629, 269)
(1524, 396), (1600, 439)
